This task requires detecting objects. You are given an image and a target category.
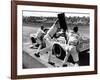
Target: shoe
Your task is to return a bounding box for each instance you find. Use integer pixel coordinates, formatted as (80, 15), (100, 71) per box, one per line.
(74, 63), (79, 67)
(48, 62), (55, 66)
(62, 64), (68, 67)
(34, 53), (40, 57)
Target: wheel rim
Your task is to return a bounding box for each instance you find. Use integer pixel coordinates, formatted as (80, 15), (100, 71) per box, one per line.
(53, 44), (62, 57)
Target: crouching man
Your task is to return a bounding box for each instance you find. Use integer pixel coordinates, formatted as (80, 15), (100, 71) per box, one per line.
(30, 25), (46, 49)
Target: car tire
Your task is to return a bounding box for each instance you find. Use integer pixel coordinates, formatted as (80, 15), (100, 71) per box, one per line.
(52, 43), (66, 60)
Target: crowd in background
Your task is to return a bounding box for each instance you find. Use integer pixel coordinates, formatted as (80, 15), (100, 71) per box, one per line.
(23, 16), (90, 27)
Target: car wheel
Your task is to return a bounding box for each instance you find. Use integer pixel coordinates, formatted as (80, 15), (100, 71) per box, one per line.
(52, 43), (66, 60)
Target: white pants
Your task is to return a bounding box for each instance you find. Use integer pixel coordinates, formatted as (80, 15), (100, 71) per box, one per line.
(38, 34), (52, 54)
(63, 45), (79, 64)
(43, 34), (52, 46)
(38, 34), (53, 62)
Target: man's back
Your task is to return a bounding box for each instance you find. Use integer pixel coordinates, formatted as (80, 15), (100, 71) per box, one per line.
(67, 31), (80, 45)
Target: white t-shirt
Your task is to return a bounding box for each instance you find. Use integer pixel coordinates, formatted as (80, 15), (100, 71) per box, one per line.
(67, 31), (80, 45)
(36, 29), (45, 38)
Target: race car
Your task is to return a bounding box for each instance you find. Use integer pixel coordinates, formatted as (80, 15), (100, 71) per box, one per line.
(52, 35), (89, 60)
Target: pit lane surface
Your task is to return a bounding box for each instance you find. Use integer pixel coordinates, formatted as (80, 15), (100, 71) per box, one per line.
(23, 43), (89, 69)
(23, 43), (75, 69)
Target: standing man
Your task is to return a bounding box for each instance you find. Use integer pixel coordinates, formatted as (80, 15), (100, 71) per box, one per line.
(62, 26), (81, 67)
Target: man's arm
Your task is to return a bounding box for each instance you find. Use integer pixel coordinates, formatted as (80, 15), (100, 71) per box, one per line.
(52, 19), (59, 27)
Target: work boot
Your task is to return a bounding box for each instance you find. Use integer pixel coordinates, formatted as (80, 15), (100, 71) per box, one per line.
(62, 64), (68, 67)
(48, 62), (55, 66)
(34, 52), (40, 57)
